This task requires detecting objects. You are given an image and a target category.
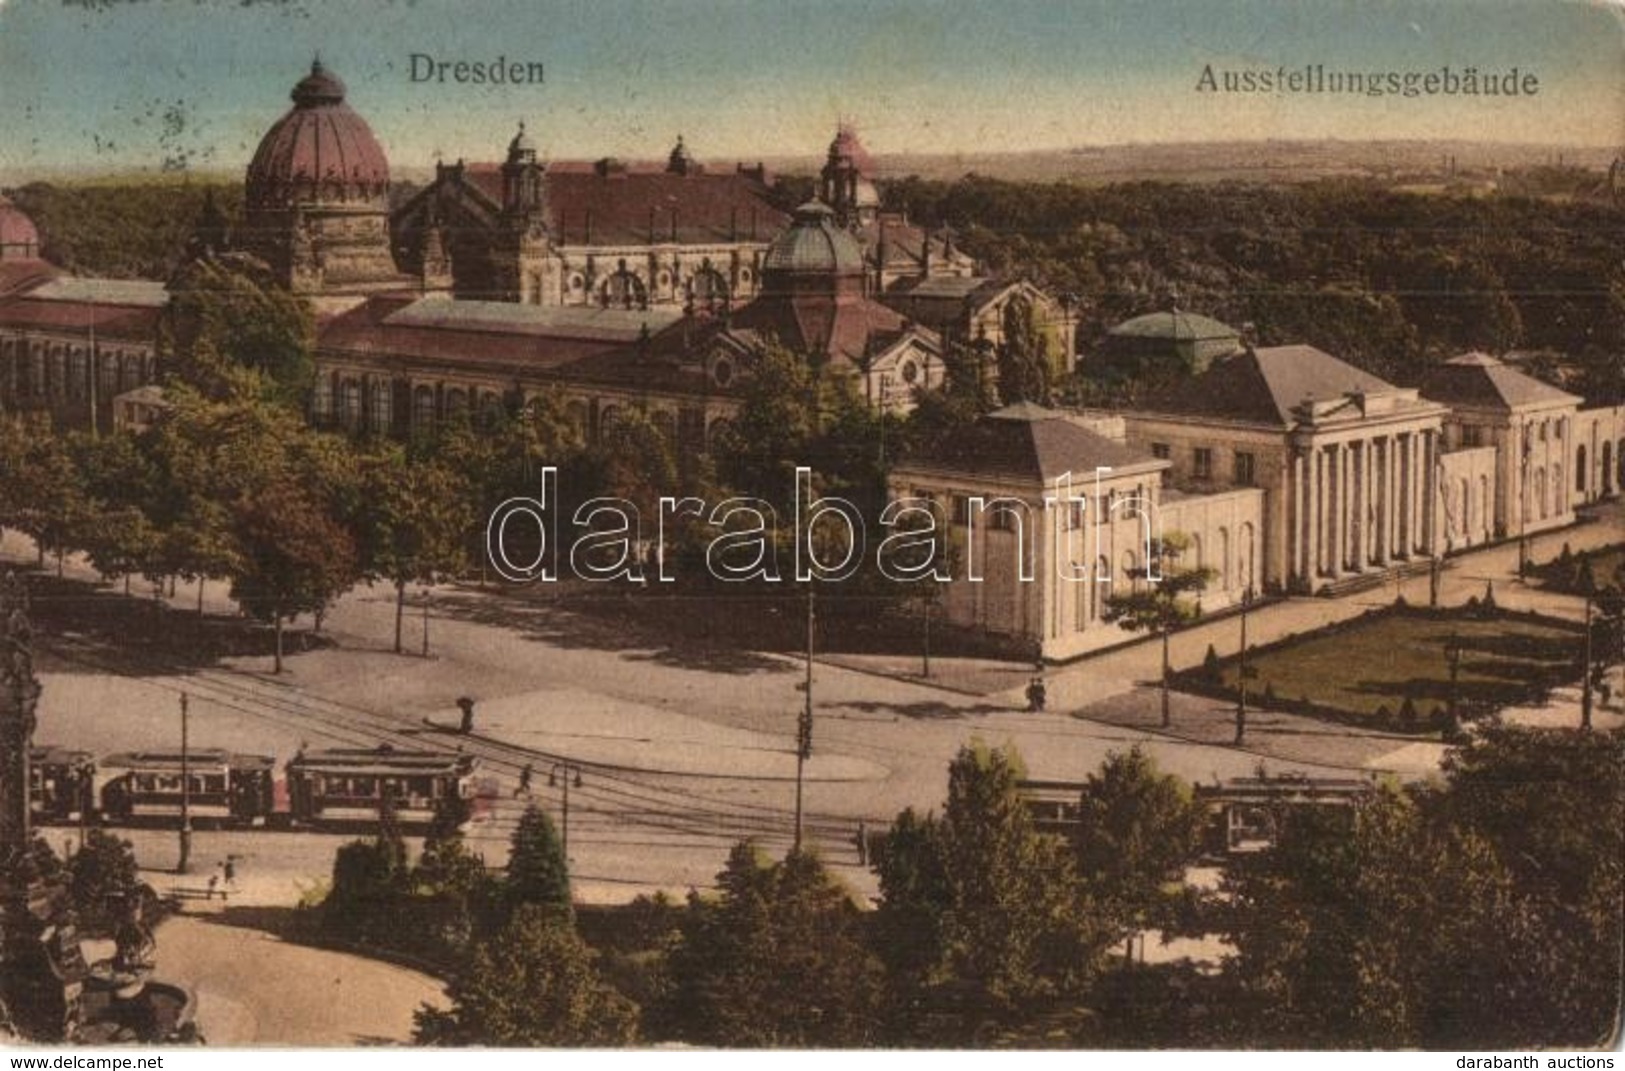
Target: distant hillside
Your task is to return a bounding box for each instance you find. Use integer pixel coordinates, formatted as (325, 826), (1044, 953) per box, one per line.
(756, 139), (1615, 186)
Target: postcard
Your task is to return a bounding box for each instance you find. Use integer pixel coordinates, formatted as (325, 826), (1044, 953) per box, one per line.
(0, 0), (1620, 1055)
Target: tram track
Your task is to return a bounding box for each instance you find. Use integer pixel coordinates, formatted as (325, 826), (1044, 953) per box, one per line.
(42, 635), (866, 854)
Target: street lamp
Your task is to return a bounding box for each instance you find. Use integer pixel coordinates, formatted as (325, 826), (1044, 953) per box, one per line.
(795, 586), (814, 851)
(1444, 631), (1464, 739)
(1582, 588), (1594, 732)
(549, 763), (583, 862)
(1235, 586), (1256, 746)
(178, 692), (192, 875)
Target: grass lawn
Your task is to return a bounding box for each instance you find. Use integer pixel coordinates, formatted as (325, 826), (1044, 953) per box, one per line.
(1210, 608), (1583, 725)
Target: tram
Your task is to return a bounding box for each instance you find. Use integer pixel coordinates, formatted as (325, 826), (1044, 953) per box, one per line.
(99, 749), (277, 827)
(285, 745), (478, 829)
(29, 746), (97, 825)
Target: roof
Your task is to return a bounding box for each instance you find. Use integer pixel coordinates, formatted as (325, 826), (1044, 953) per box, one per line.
(102, 750), (276, 771)
(26, 277), (170, 307)
(1109, 310), (1239, 342)
(901, 403), (1163, 483)
(715, 289), (932, 368)
(247, 61), (389, 207)
(1419, 351), (1581, 411)
(0, 195), (41, 251)
(0, 293), (161, 340)
(0, 259), (58, 297)
(762, 202), (865, 275)
(318, 296), (667, 375)
(1142, 344), (1397, 426)
(383, 297), (682, 342)
(457, 162), (787, 246)
(288, 747), (475, 773)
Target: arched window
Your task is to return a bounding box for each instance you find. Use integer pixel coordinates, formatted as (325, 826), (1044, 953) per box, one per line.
(371, 379), (393, 433)
(1122, 550), (1139, 593)
(1535, 468), (1547, 520)
(1478, 475), (1489, 538)
(688, 265), (730, 312)
(1090, 556), (1110, 624)
(413, 385), (436, 431)
(1217, 527), (1231, 591)
(1577, 445), (1588, 493)
(479, 392), (504, 430)
(445, 388), (469, 422)
(598, 263), (647, 309)
(340, 379), (362, 430)
(564, 400), (590, 440)
(313, 374), (334, 420)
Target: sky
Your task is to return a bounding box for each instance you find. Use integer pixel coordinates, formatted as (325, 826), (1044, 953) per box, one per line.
(1, 0), (1621, 179)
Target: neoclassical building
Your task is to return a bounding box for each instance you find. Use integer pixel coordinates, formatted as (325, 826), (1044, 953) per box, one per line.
(891, 330), (1624, 658)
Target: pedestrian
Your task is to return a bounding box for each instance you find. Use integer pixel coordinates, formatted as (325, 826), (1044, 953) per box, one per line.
(1026, 675), (1047, 713)
(206, 874), (219, 901)
(223, 856), (237, 889)
(854, 819), (869, 867)
(516, 763), (534, 798)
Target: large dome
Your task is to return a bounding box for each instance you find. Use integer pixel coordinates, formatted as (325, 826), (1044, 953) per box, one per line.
(762, 201), (865, 276)
(245, 60), (390, 209)
(0, 196), (42, 260)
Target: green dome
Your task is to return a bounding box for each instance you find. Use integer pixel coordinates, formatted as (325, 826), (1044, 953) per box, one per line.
(762, 201), (865, 275)
(1109, 310), (1239, 342)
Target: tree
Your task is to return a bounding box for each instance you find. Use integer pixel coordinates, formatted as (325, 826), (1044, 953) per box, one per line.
(872, 742), (1111, 1040)
(1103, 532), (1215, 727)
(506, 803), (571, 922)
(161, 254), (315, 406)
(1072, 746), (1206, 932)
(354, 446), (472, 654)
(67, 829), (141, 935)
(229, 482), (358, 672)
(322, 830), (410, 947)
(0, 420), (91, 572)
(994, 296), (1052, 404)
(414, 904), (638, 1046)
(663, 843), (884, 1046)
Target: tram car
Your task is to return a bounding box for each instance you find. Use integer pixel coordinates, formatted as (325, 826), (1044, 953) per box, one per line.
(99, 749), (277, 827)
(285, 745), (477, 829)
(30, 746), (97, 825)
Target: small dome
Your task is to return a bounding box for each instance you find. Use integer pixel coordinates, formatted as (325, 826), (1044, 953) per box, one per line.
(0, 196), (42, 259)
(762, 201), (865, 275)
(1109, 310), (1239, 342)
(246, 60), (390, 209)
(828, 124), (874, 171)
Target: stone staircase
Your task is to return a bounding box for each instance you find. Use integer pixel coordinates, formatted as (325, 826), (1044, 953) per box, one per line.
(1315, 557), (1437, 599)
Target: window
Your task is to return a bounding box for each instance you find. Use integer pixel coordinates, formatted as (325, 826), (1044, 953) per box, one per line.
(951, 495), (970, 525)
(1461, 425), (1483, 448)
(1193, 447), (1213, 480)
(1234, 451), (1256, 486)
(1151, 442), (1170, 460)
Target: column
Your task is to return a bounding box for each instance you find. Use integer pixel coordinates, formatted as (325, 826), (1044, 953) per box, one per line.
(1309, 445), (1323, 580)
(1291, 451), (1306, 589)
(1422, 429), (1437, 555)
(1382, 436), (1396, 565)
(1351, 439), (1367, 571)
(1397, 434), (1411, 558)
(1332, 445), (1345, 578)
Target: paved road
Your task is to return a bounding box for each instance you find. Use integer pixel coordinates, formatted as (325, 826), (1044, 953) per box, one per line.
(9, 501), (1619, 905)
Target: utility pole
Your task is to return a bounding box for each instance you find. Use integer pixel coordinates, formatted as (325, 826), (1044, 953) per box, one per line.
(795, 586), (814, 851)
(549, 763), (582, 861)
(178, 692), (192, 875)
(1582, 591), (1594, 732)
(1236, 586), (1254, 746)
(420, 589), (430, 658)
(921, 585), (933, 679)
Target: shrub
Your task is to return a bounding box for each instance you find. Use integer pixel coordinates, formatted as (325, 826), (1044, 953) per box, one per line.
(1399, 696), (1419, 730)
(1201, 644), (1222, 684)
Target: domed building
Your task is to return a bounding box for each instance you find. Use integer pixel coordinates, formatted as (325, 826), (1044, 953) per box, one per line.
(0, 196), (43, 262)
(241, 60), (408, 300)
